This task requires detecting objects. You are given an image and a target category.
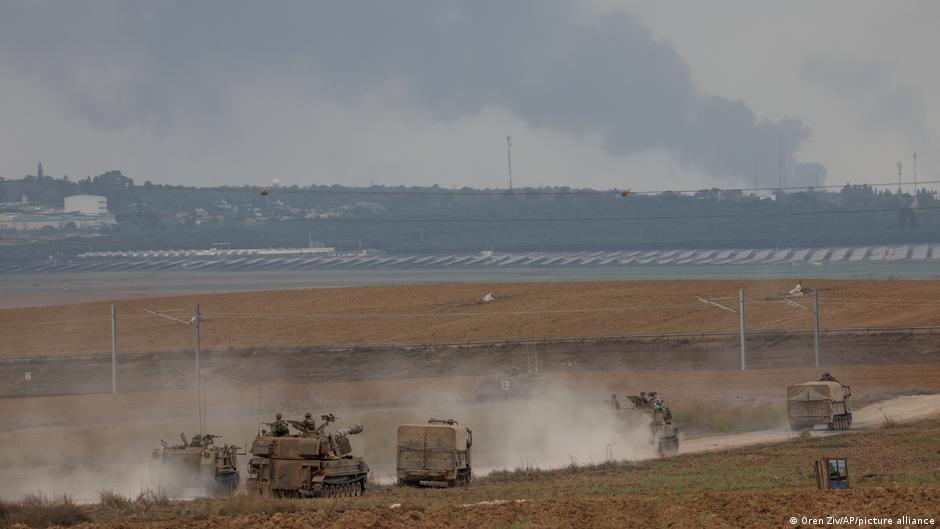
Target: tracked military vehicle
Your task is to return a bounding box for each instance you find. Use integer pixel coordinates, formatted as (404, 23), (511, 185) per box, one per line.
(152, 433), (240, 498)
(397, 418), (472, 487)
(788, 374), (853, 431)
(623, 394), (679, 456)
(246, 414), (370, 498)
(475, 369), (550, 400)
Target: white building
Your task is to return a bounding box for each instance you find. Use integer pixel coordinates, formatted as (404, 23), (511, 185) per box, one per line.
(64, 195), (108, 215)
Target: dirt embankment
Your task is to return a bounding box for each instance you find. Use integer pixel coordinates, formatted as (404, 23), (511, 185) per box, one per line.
(3, 363), (940, 432)
(3, 279), (940, 357)
(3, 331), (939, 398)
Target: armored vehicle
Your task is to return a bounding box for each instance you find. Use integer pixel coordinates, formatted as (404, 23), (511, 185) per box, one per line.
(475, 369), (550, 400)
(397, 418), (472, 487)
(623, 394), (679, 456)
(246, 414), (370, 498)
(787, 374), (852, 430)
(152, 433), (240, 498)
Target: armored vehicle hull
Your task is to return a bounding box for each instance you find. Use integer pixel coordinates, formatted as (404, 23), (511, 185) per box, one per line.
(787, 380), (852, 430)
(397, 419), (472, 487)
(621, 395), (680, 457)
(475, 373), (549, 400)
(246, 424), (369, 498)
(152, 436), (239, 498)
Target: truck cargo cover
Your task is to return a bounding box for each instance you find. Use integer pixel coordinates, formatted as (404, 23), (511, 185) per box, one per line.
(788, 382), (844, 401)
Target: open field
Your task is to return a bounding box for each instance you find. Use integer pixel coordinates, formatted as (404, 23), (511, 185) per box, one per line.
(3, 279), (940, 357)
(4, 263), (940, 308)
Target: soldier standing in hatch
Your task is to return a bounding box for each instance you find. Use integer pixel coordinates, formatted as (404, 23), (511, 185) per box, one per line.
(301, 412), (317, 432)
(608, 393), (622, 410)
(819, 372), (839, 383)
(270, 413), (290, 437)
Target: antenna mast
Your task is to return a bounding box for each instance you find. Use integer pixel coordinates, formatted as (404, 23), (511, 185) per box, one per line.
(507, 136), (513, 190)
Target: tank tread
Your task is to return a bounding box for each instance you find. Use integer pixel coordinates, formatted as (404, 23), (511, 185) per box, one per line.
(321, 479), (364, 498)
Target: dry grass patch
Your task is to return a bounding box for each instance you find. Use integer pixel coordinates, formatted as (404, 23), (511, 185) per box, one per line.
(0, 493), (90, 528)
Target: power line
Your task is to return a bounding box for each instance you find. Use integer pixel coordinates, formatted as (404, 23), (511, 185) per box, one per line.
(14, 296), (940, 330)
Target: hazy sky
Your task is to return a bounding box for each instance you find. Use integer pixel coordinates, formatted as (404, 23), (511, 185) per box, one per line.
(1, 1), (936, 190)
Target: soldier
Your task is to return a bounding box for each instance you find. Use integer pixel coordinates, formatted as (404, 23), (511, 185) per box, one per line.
(301, 412), (317, 432)
(608, 393), (621, 410)
(819, 372), (838, 383)
(661, 403), (673, 424)
(639, 391), (648, 404)
(270, 413), (290, 437)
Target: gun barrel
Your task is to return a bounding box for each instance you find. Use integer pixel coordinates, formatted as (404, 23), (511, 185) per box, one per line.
(332, 423), (364, 437)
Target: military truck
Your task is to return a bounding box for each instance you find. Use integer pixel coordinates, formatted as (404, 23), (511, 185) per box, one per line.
(397, 418), (472, 487)
(475, 369), (550, 400)
(246, 414), (370, 498)
(787, 375), (853, 431)
(152, 433), (240, 498)
(623, 394), (679, 456)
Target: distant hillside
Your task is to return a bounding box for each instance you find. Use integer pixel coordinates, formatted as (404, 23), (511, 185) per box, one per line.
(1, 172), (938, 265)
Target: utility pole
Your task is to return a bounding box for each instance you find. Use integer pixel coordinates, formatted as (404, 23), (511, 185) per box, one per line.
(897, 161), (903, 194)
(777, 136), (784, 189)
(507, 136), (513, 191)
(111, 304), (117, 394)
(739, 288), (746, 370)
(194, 304), (202, 437)
(814, 290), (821, 368)
(913, 153), (918, 191)
(143, 305), (205, 436)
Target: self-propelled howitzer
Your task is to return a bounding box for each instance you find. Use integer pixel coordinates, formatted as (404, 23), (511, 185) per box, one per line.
(246, 418), (369, 498)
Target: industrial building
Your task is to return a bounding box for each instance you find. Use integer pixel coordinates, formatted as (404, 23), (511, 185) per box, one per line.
(64, 195), (109, 215)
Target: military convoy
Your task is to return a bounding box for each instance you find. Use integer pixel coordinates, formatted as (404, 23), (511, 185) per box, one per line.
(150, 372), (854, 499)
(245, 414), (370, 498)
(396, 418), (473, 487)
(787, 373), (853, 431)
(152, 433), (241, 498)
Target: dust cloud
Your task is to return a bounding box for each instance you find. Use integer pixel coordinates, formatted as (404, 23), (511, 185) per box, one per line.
(344, 384), (659, 480)
(0, 380), (658, 501)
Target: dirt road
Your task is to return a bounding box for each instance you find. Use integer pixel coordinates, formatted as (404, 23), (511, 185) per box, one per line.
(680, 394), (940, 455)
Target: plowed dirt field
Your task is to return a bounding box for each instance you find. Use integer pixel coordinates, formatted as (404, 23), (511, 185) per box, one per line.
(2, 279), (940, 357)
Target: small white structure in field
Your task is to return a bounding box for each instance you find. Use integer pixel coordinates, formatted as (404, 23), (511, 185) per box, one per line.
(789, 283), (804, 296)
(483, 292), (496, 303)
